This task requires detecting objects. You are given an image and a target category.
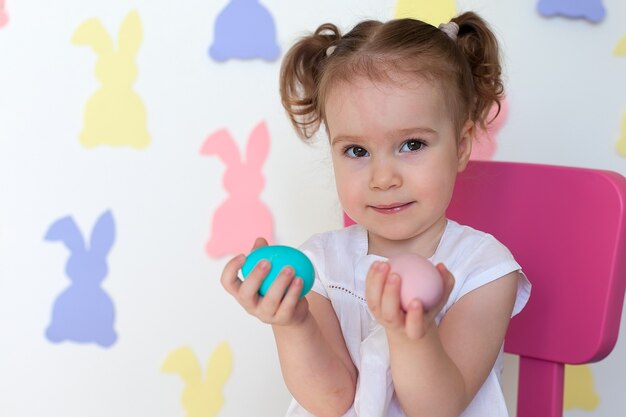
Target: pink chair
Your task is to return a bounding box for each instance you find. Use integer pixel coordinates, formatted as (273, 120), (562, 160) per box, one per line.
(343, 160), (626, 416)
(446, 160), (626, 417)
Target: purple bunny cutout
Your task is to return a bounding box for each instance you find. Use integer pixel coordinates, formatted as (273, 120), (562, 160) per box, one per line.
(537, 0), (606, 22)
(209, 0), (280, 61)
(45, 210), (117, 348)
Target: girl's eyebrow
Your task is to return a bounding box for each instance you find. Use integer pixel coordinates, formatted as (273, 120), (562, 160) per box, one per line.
(330, 135), (360, 146)
(331, 127), (437, 145)
(395, 126), (438, 136)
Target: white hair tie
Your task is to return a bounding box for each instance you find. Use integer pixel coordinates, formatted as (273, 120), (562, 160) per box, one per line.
(438, 22), (459, 41)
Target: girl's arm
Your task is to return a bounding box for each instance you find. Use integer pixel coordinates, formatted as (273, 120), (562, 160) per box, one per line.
(366, 262), (519, 417)
(273, 292), (358, 417)
(221, 239), (357, 417)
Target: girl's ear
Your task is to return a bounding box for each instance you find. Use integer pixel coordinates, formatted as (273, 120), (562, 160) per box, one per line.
(457, 119), (474, 172)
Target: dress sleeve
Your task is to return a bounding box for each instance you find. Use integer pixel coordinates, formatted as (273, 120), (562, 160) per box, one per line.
(298, 234), (329, 299)
(454, 235), (531, 318)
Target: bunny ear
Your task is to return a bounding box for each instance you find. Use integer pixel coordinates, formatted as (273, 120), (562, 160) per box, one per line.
(44, 216), (86, 253)
(71, 17), (114, 55)
(244, 121), (270, 170)
(205, 341), (233, 392)
(89, 210), (115, 257)
(199, 128), (241, 166)
(614, 35), (626, 56)
(118, 10), (142, 57)
(161, 346), (203, 384)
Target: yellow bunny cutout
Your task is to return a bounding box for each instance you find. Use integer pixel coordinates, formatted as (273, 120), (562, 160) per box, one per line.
(162, 342), (233, 417)
(72, 10), (150, 148)
(394, 0), (457, 25)
(564, 365), (600, 411)
(614, 35), (626, 156)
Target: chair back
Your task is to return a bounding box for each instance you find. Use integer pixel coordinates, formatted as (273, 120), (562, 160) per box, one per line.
(446, 160), (626, 417)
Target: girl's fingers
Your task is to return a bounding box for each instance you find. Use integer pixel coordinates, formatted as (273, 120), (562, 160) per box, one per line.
(238, 260), (270, 308)
(438, 263), (455, 297)
(365, 261), (389, 314)
(404, 300), (426, 340)
(380, 272), (404, 324)
(251, 237), (269, 250)
(274, 277), (304, 322)
(258, 266), (294, 317)
(220, 254), (246, 296)
(429, 263), (455, 317)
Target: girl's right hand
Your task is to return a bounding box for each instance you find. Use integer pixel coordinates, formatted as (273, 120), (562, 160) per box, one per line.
(220, 237), (310, 326)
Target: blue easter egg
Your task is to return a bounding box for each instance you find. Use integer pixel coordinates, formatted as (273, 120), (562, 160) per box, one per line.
(241, 245), (314, 297)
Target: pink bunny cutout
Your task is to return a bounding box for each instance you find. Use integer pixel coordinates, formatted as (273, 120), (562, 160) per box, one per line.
(0, 0), (8, 28)
(470, 98), (509, 161)
(200, 121), (275, 258)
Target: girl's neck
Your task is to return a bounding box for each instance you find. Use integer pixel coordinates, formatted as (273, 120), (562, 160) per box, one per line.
(366, 216), (448, 259)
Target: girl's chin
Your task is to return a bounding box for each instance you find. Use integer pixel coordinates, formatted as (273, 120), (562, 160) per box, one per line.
(367, 227), (418, 244)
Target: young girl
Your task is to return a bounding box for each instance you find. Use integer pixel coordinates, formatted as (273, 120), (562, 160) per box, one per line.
(221, 11), (531, 417)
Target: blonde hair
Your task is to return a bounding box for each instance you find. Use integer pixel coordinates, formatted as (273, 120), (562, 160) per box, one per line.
(279, 12), (504, 141)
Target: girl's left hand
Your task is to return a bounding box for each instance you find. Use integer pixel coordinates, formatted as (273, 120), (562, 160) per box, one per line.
(365, 261), (455, 340)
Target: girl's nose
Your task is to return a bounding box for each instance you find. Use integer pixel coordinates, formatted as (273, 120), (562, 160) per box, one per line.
(369, 157), (401, 190)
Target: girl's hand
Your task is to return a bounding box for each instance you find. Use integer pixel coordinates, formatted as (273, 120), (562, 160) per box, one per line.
(365, 261), (455, 340)
(221, 237), (310, 326)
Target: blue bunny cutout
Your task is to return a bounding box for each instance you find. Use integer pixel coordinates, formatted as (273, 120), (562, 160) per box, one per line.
(44, 210), (118, 348)
(537, 0), (606, 23)
(209, 0), (280, 61)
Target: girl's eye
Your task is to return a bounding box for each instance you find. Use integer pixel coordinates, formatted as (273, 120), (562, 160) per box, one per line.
(344, 146), (369, 158)
(400, 139), (426, 152)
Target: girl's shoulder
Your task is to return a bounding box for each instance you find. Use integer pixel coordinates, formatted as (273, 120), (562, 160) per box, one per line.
(436, 219), (515, 264)
(437, 219), (530, 319)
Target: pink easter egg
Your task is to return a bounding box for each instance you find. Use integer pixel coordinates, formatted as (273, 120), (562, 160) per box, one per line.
(388, 253), (443, 311)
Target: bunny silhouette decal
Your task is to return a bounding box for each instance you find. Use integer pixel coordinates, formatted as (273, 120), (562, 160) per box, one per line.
(209, 0), (280, 61)
(394, 0), (456, 25)
(564, 365), (600, 411)
(0, 0), (9, 28)
(615, 36), (626, 157)
(162, 343), (233, 417)
(537, 0), (606, 22)
(45, 210), (117, 347)
(470, 98), (509, 161)
(72, 10), (150, 148)
(200, 121), (275, 258)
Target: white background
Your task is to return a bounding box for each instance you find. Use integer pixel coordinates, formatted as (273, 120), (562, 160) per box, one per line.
(1, 1), (625, 416)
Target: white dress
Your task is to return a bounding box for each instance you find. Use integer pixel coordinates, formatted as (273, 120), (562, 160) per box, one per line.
(285, 219), (531, 417)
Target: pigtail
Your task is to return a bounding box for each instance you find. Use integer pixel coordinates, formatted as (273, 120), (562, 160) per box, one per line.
(452, 12), (504, 127)
(280, 24), (341, 140)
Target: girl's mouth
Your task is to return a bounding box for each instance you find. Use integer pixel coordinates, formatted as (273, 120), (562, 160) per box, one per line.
(370, 202), (414, 214)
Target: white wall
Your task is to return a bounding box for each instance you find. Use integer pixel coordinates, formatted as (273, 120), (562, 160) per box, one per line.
(0, 1), (624, 416)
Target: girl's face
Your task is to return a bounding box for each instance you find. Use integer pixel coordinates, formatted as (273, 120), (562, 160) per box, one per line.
(325, 74), (473, 258)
